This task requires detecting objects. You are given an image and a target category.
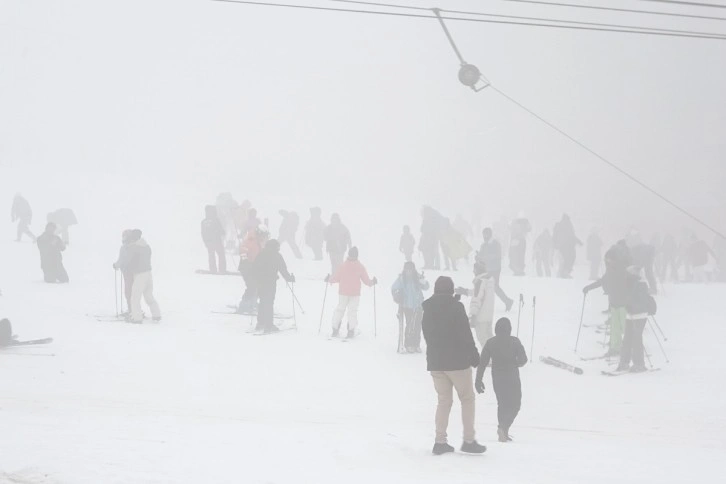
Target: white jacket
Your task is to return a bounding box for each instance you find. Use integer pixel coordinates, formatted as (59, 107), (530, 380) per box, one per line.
(469, 273), (495, 325)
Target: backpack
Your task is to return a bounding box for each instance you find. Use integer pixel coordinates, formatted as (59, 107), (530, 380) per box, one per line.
(0, 319), (13, 347)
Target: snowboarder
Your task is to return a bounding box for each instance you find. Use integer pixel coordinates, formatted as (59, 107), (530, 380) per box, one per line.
(237, 225), (269, 314)
(11, 193), (35, 242)
(475, 317), (528, 442)
(552, 214), (581, 278)
(46, 208), (77, 246)
(201, 205), (227, 273)
(252, 239), (295, 333)
(36, 222), (69, 283)
(114, 229), (135, 314)
(304, 207), (325, 261)
(533, 229), (553, 278)
(616, 266), (655, 372)
(456, 261), (496, 347)
(113, 229), (161, 324)
(324, 213), (352, 275)
(327, 247), (376, 339)
(476, 228), (514, 311)
(421, 276), (486, 455)
(391, 261), (428, 352)
(399, 225), (415, 262)
(278, 210), (302, 259)
(508, 214), (531, 276)
(586, 229), (603, 280)
(583, 241), (631, 356)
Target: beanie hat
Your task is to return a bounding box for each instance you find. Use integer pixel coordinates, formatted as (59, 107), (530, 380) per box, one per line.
(348, 246), (359, 260)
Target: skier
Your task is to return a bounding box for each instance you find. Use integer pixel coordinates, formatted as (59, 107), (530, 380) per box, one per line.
(391, 261), (429, 352)
(11, 193), (35, 242)
(278, 210), (302, 259)
(476, 228), (514, 312)
(552, 214), (581, 278)
(508, 214), (531, 276)
(252, 239), (295, 333)
(114, 229), (135, 314)
(660, 233), (679, 282)
(201, 205), (227, 274)
(36, 222), (69, 283)
(533, 229), (553, 277)
(583, 241), (631, 356)
(113, 229), (161, 324)
(324, 213), (352, 275)
(304, 207), (325, 261)
(456, 261), (496, 347)
(46, 208), (77, 245)
(615, 266), (656, 372)
(586, 229), (603, 280)
(237, 225), (269, 314)
(421, 276), (486, 455)
(239, 208), (261, 239)
(399, 225), (415, 262)
(326, 247), (377, 339)
(475, 317), (528, 442)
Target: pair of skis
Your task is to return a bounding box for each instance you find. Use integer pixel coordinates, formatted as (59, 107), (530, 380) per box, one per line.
(2, 337), (54, 347)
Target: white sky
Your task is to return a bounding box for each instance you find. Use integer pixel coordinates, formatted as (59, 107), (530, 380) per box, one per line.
(1, 0), (725, 236)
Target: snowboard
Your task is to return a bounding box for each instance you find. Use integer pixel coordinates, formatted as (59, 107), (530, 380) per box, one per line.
(540, 356), (584, 375)
(195, 270), (241, 276)
(3, 337), (54, 347)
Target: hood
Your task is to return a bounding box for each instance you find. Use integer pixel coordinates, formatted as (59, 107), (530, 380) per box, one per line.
(495, 317), (512, 336)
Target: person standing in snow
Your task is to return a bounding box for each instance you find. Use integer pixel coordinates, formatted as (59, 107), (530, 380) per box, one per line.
(11, 193), (35, 242)
(421, 276), (486, 456)
(324, 213), (352, 275)
(475, 317), (528, 442)
(304, 207), (326, 261)
(201, 205), (227, 274)
(114, 229), (135, 314)
(327, 247), (377, 339)
(508, 214), (531, 276)
(659, 233), (679, 282)
(113, 229), (161, 324)
(239, 208), (261, 239)
(616, 266), (655, 373)
(391, 261), (428, 352)
(237, 225), (269, 314)
(399, 225), (415, 262)
(456, 261), (496, 347)
(36, 222), (69, 283)
(278, 210), (302, 259)
(419, 206), (444, 270)
(552, 214), (581, 278)
(586, 229), (603, 280)
(252, 239), (295, 333)
(476, 228), (514, 312)
(533, 229), (553, 278)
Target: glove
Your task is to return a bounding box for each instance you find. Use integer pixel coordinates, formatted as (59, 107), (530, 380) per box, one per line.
(372, 277), (378, 285)
(289, 274), (296, 283)
(475, 380), (485, 394)
(324, 275), (330, 283)
(582, 286), (589, 295)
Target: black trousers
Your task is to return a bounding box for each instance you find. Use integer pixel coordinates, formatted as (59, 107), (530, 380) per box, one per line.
(402, 308), (422, 348)
(492, 370), (522, 432)
(619, 318), (647, 368)
(42, 259), (69, 283)
(256, 282), (277, 331)
(281, 237), (302, 259)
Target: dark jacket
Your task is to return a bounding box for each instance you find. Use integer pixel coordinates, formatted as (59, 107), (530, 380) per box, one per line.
(254, 245), (293, 285)
(324, 223), (351, 254)
(115, 239), (153, 275)
(478, 335), (528, 374)
(421, 294), (479, 371)
(37, 231), (65, 263)
(202, 206), (225, 245)
(11, 196), (32, 222)
(476, 239), (502, 272)
(625, 275), (654, 316)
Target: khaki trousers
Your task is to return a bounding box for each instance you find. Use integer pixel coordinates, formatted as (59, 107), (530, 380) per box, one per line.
(431, 368), (476, 444)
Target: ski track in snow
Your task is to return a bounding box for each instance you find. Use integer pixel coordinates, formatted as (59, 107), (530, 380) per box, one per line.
(1, 191), (725, 483)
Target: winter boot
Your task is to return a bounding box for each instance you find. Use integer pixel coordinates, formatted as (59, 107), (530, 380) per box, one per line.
(264, 325), (280, 334)
(432, 443), (455, 455)
(460, 441), (487, 454)
(629, 364), (647, 373)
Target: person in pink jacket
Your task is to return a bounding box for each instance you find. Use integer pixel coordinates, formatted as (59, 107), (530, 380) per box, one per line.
(326, 247), (377, 339)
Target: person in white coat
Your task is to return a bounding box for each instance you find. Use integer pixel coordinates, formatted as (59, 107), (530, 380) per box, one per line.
(456, 262), (496, 347)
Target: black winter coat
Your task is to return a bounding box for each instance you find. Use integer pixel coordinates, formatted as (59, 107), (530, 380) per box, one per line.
(421, 294), (479, 371)
(254, 247), (293, 285)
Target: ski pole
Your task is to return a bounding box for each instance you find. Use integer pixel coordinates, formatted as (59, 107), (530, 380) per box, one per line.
(318, 282), (329, 335)
(650, 315), (668, 341)
(642, 341), (655, 369)
(114, 269), (119, 317)
(574, 293), (587, 353)
(290, 282), (297, 330)
(516, 293), (523, 337)
(530, 296), (536, 358)
(373, 284), (378, 339)
(120, 272), (125, 315)
(647, 318), (670, 363)
(287, 282), (306, 314)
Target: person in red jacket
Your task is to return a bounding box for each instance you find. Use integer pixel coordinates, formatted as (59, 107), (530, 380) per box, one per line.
(326, 247), (377, 339)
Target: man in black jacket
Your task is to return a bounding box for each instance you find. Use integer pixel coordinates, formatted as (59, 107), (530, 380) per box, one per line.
(421, 276), (486, 456)
(36, 223), (68, 283)
(253, 239), (295, 334)
(475, 317), (528, 442)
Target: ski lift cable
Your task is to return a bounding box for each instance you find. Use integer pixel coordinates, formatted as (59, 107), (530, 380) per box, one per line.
(332, 0), (726, 37)
(488, 85), (726, 241)
(211, 0), (726, 40)
(500, 0), (726, 23)
(638, 0), (726, 9)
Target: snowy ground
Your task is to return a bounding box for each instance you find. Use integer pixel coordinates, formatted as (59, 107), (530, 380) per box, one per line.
(1, 182), (725, 483)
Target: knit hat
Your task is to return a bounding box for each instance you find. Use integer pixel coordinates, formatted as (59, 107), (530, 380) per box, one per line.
(348, 246), (359, 260)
